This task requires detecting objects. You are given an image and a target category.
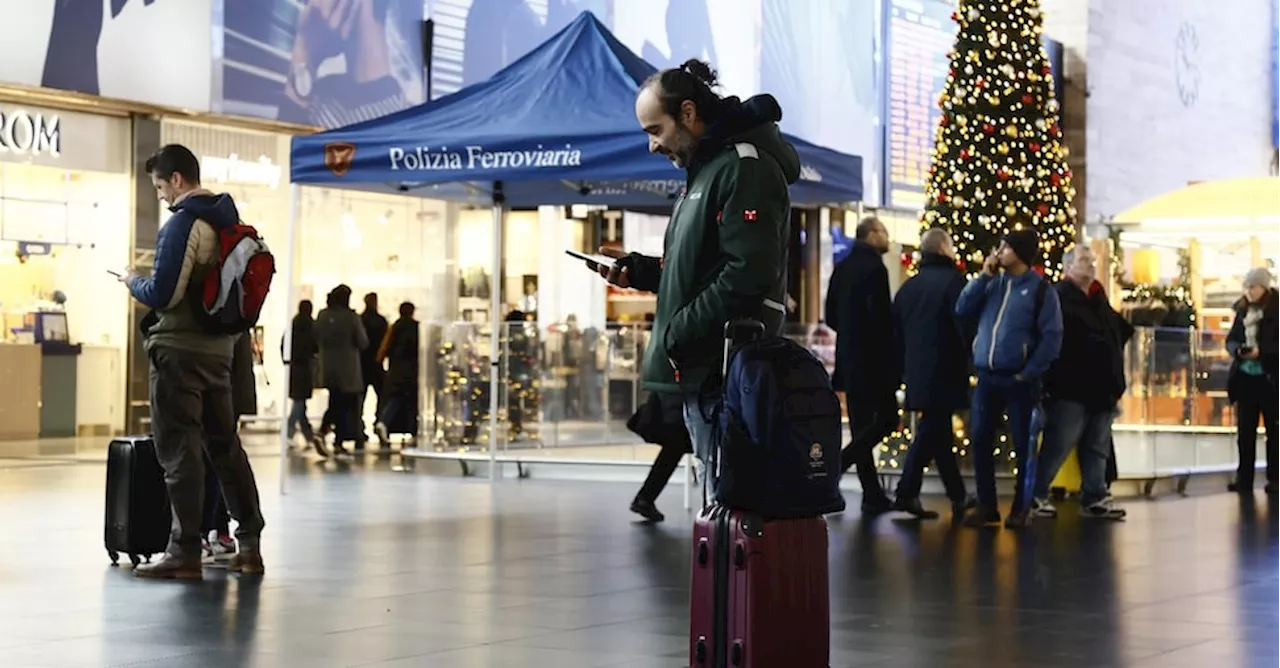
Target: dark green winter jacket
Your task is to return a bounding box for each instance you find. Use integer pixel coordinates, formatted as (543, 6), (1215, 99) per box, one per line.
(623, 95), (800, 394)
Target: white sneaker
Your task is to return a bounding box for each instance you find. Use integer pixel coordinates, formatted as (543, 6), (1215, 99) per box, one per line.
(375, 422), (390, 447)
(203, 530), (236, 563)
(1080, 497), (1127, 520)
(1031, 497), (1058, 518)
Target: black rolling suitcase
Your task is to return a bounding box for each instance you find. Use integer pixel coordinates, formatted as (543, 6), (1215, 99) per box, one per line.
(104, 436), (171, 567)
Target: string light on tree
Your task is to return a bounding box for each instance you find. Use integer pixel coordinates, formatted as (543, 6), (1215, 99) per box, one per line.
(921, 0), (1076, 282)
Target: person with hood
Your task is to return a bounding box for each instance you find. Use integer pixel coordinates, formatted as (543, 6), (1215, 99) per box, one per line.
(315, 285), (369, 456)
(374, 301), (421, 449)
(595, 58), (797, 470)
(891, 228), (975, 519)
(118, 144), (265, 579)
(825, 215), (899, 515)
(954, 228), (1063, 529)
(1226, 267), (1278, 495)
(284, 300), (321, 450)
(1031, 245), (1132, 520)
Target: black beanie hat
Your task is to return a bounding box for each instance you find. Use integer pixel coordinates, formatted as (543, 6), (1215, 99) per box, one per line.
(1003, 229), (1039, 267)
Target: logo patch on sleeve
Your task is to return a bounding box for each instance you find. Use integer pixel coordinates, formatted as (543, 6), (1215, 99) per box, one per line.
(743, 210), (758, 222)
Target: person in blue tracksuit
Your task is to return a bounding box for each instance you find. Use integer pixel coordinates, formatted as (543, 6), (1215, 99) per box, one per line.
(955, 229), (1063, 529)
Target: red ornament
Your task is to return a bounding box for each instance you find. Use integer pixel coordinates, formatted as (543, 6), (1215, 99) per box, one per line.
(940, 115), (949, 127)
(951, 10), (960, 21)
(976, 77), (988, 89)
(1032, 265), (1046, 277)
(1036, 203), (1049, 216)
(1050, 173), (1062, 186)
(1041, 64), (1052, 76)
(936, 191), (948, 203)
(959, 149), (971, 160)
(997, 168), (1011, 181)
(1022, 94), (1033, 104)
(982, 123), (995, 134)
(1029, 142), (1041, 153)
(901, 252), (914, 267)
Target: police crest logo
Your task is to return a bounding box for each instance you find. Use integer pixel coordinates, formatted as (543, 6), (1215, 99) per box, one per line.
(323, 142), (356, 177)
(809, 443), (823, 461)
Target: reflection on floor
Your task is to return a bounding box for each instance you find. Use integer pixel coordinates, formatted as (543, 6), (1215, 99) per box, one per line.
(0, 449), (1275, 667)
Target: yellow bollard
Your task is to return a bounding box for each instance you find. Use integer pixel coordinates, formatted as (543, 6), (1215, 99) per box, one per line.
(1050, 448), (1082, 494)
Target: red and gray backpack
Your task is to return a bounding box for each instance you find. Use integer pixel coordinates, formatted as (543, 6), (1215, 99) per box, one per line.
(193, 222), (276, 335)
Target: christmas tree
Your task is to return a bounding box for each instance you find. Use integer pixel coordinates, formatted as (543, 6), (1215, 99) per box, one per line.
(920, 0), (1076, 279)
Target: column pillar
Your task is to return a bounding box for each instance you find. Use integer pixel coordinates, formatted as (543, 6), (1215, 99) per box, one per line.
(126, 115), (162, 434)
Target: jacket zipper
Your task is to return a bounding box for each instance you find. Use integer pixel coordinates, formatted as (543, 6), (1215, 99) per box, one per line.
(988, 280), (1014, 368)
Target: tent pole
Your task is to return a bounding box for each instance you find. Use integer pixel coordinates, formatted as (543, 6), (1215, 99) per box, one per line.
(487, 187), (505, 481)
(278, 184), (300, 496)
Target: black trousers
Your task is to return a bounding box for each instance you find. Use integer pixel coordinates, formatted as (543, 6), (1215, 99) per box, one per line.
(636, 438), (693, 503)
(895, 410), (967, 503)
(840, 397), (899, 503)
(1235, 374), (1279, 488)
(322, 391), (361, 443)
(201, 459), (230, 536)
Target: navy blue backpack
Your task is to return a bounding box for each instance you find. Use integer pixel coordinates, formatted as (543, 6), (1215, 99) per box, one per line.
(707, 321), (847, 518)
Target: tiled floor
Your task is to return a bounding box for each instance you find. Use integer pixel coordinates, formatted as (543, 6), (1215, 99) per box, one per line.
(0, 449), (1275, 668)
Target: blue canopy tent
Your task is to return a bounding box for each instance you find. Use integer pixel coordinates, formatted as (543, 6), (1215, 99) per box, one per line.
(279, 12), (863, 481)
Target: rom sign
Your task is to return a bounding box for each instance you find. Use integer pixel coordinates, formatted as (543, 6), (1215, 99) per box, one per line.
(0, 108), (61, 158)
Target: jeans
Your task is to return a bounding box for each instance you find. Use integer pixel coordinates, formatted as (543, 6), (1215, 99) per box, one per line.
(1234, 373), (1279, 488)
(969, 372), (1039, 513)
(148, 347), (265, 559)
(1033, 400), (1114, 506)
(896, 410), (967, 503)
(839, 397), (899, 503)
(683, 393), (718, 500)
(287, 399), (314, 441)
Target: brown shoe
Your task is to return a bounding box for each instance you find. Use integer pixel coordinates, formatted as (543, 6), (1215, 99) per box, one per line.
(134, 554), (203, 580)
(228, 551), (265, 575)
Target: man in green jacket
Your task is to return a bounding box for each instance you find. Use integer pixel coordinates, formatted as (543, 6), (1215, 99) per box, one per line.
(597, 59), (799, 471)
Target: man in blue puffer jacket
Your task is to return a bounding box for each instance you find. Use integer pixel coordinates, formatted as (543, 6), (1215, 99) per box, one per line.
(955, 228), (1063, 529)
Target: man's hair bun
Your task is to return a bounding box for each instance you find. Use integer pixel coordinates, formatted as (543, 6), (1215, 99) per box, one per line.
(680, 59), (719, 87)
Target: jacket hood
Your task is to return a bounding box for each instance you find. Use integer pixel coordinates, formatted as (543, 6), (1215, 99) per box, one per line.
(172, 190), (240, 228)
(696, 94), (800, 184)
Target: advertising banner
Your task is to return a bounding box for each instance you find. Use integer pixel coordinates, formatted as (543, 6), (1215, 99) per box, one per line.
(0, 0), (213, 110)
(218, 0), (426, 128)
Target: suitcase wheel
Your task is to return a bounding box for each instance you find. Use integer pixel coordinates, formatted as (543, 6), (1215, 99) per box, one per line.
(108, 550), (119, 566)
(129, 554), (141, 567)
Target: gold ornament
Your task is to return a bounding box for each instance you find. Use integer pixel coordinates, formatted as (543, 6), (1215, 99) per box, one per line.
(1005, 125), (1019, 138)
(1004, 203), (1017, 216)
(997, 143), (1010, 155)
(956, 114), (968, 127)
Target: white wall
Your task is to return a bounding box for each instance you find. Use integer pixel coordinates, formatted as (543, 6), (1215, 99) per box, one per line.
(1085, 0), (1275, 221)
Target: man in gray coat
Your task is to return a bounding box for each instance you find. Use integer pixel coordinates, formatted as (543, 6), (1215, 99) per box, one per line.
(315, 285), (368, 456)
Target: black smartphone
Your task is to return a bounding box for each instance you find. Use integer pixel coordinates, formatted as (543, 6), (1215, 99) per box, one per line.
(564, 249), (614, 272)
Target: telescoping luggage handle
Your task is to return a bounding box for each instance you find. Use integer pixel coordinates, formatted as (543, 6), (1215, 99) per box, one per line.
(704, 319), (767, 509)
(721, 319), (766, 376)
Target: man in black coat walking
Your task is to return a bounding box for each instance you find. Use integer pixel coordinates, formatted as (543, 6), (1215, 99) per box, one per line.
(1032, 245), (1132, 520)
(891, 229), (974, 519)
(825, 216), (898, 514)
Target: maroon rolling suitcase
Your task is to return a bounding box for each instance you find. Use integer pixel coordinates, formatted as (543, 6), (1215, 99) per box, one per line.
(689, 321), (833, 668)
(690, 506), (830, 668)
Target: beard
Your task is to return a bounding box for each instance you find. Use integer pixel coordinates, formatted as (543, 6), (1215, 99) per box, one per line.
(664, 126), (698, 169)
